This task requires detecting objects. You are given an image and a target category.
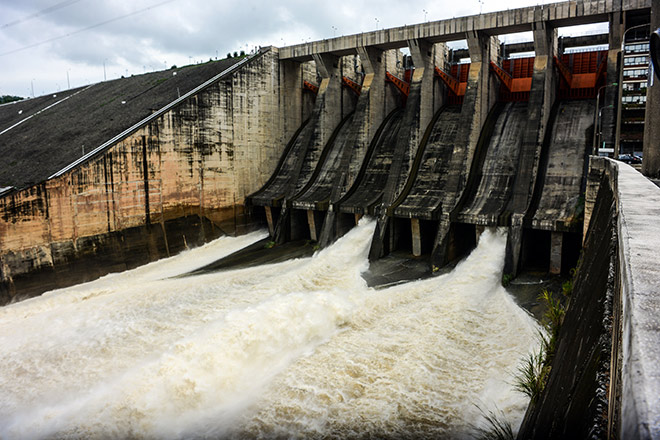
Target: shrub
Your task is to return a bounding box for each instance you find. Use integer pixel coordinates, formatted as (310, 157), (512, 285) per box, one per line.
(514, 348), (547, 404)
(514, 288), (568, 403)
(474, 408), (515, 440)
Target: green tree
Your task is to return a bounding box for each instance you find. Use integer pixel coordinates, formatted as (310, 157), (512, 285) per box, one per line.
(0, 95), (23, 104)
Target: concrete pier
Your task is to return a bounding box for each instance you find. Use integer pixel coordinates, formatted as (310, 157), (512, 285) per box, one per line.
(504, 21), (558, 275)
(431, 30), (499, 266)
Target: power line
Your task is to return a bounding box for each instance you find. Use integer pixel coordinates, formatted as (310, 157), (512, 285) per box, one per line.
(1, 0), (86, 29)
(0, 0), (181, 57)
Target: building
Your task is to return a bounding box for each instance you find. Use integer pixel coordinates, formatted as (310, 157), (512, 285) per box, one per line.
(619, 29), (650, 157)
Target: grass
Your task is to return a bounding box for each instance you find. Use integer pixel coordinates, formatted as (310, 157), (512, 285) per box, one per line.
(514, 347), (548, 404)
(514, 283), (572, 404)
(501, 273), (513, 287)
(474, 408), (515, 440)
(539, 289), (565, 333)
(264, 241), (275, 249)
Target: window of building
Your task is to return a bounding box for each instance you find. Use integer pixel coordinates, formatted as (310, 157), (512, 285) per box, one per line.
(622, 95), (647, 104)
(624, 56), (649, 66)
(623, 81), (649, 91)
(624, 43), (650, 53)
(623, 69), (648, 78)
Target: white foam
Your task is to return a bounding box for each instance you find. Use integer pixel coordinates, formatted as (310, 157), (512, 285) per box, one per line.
(0, 220), (539, 439)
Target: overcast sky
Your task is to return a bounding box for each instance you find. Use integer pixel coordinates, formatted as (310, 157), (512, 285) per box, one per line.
(1, 0), (607, 98)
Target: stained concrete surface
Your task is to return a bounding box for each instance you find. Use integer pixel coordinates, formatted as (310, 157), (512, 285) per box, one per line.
(0, 57), (243, 189)
(531, 99), (594, 231)
(291, 115), (355, 210)
(338, 111), (404, 214)
(392, 106), (462, 220)
(248, 120), (316, 207)
(457, 102), (528, 225)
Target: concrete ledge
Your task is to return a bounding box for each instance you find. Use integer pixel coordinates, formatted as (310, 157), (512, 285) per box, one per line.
(279, 0), (650, 61)
(614, 160), (660, 438)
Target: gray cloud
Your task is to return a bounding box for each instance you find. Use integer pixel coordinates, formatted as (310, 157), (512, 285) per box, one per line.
(1, 0), (589, 97)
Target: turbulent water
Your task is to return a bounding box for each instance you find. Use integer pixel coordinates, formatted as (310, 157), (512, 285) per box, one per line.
(0, 220), (540, 439)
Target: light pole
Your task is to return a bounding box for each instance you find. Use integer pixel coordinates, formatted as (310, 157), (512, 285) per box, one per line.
(375, 17), (379, 30)
(596, 105), (615, 156)
(615, 22), (649, 157)
(423, 9), (428, 22)
(332, 25), (337, 37)
(103, 59), (107, 81)
(593, 83), (617, 155)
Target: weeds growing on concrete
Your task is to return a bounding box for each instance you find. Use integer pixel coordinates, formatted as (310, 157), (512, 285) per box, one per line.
(540, 290), (565, 333)
(473, 407), (515, 440)
(514, 347), (548, 404)
(514, 287), (569, 403)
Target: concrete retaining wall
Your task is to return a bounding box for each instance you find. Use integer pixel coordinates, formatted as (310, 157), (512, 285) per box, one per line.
(518, 157), (660, 438)
(0, 49), (289, 304)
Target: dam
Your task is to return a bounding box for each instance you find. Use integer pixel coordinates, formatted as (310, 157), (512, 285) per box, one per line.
(1, 0), (660, 438)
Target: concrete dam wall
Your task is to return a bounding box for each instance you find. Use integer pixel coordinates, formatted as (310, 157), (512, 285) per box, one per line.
(0, 48), (313, 303)
(247, 41), (606, 276)
(2, 1), (652, 303)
